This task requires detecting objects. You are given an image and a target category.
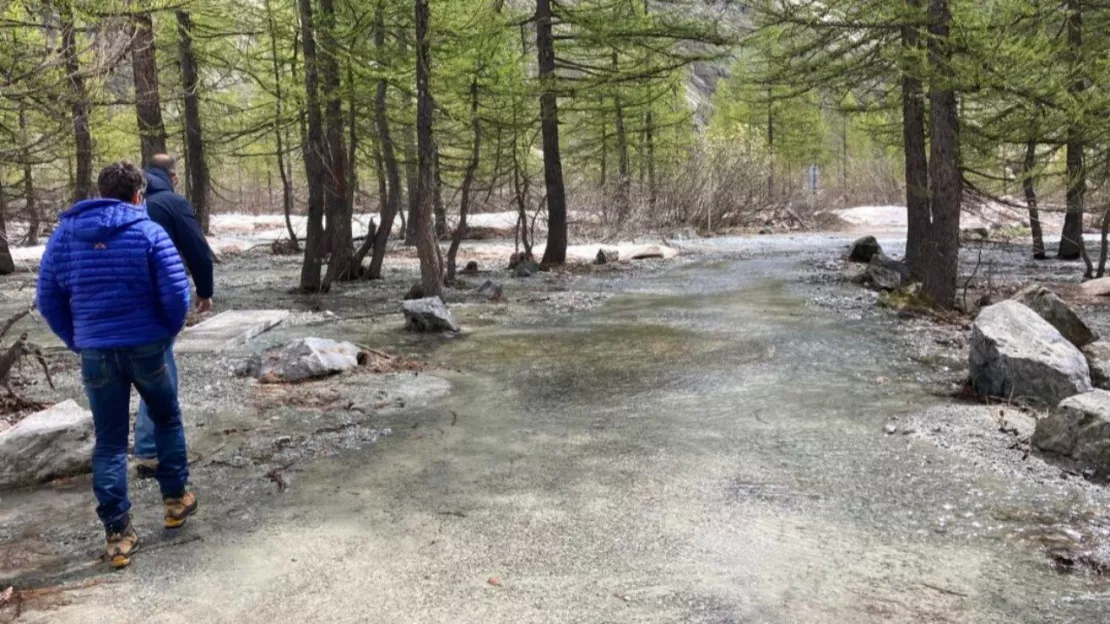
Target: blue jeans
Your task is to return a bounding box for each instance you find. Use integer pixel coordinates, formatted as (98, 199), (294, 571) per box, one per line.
(81, 340), (189, 532)
(134, 346), (178, 460)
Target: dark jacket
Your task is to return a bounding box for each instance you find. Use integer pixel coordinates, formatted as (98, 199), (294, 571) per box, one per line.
(143, 167), (214, 299)
(37, 199), (191, 351)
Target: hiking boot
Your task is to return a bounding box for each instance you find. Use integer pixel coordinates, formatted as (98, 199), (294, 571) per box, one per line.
(163, 490), (198, 529)
(135, 458), (158, 479)
(106, 522), (140, 569)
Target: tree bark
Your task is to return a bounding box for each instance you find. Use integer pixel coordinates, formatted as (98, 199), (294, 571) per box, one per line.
(645, 110), (656, 212)
(924, 0), (961, 308)
(413, 0), (443, 297)
(1022, 140), (1047, 260)
(447, 77), (481, 284)
(537, 0), (568, 265)
(19, 107), (38, 246)
(0, 175), (13, 275)
(1059, 0), (1085, 261)
(177, 11), (211, 234)
(297, 0), (327, 292)
(265, 0), (299, 250)
(367, 2), (402, 280)
(131, 9), (167, 164)
(612, 50), (631, 224)
(320, 0), (351, 285)
(902, 0), (931, 282)
(58, 0), (91, 202)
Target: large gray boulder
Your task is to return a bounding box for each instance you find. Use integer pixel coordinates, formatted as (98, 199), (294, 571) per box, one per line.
(848, 236), (882, 263)
(246, 337), (361, 383)
(970, 301), (1092, 404)
(1033, 390), (1110, 478)
(474, 280), (504, 302)
(1012, 284), (1096, 348)
(0, 400), (93, 490)
(1084, 340), (1110, 390)
(866, 253), (910, 291)
(403, 297), (460, 333)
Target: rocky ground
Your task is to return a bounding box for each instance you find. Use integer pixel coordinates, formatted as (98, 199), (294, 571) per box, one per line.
(2, 224), (1109, 621)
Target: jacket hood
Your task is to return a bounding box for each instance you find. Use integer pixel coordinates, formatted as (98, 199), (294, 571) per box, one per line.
(144, 167), (175, 196)
(60, 199), (149, 243)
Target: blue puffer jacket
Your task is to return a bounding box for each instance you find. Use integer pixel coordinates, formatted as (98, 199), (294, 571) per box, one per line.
(37, 199), (191, 352)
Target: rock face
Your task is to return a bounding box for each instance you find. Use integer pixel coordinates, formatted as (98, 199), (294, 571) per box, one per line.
(1084, 341), (1110, 390)
(1033, 390), (1110, 478)
(594, 248), (620, 265)
(475, 280), (504, 302)
(866, 254), (909, 291)
(247, 338), (361, 383)
(0, 400), (94, 489)
(848, 236), (882, 263)
(970, 301), (1092, 404)
(513, 260), (541, 278)
(403, 297), (461, 333)
(1012, 285), (1096, 348)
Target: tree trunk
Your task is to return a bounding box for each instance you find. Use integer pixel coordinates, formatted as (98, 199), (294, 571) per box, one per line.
(434, 146), (447, 239)
(902, 0), (931, 281)
(511, 102), (533, 258)
(132, 9), (167, 164)
(367, 2), (403, 280)
(346, 63), (358, 218)
(613, 51), (631, 224)
(177, 11), (211, 234)
(19, 107), (38, 246)
(448, 77), (481, 284)
(1059, 0), (1085, 261)
(297, 0), (327, 292)
(265, 0), (299, 250)
(537, 0), (568, 265)
(645, 110), (656, 212)
(59, 0), (91, 202)
(923, 0), (961, 308)
(413, 0), (443, 297)
(320, 0), (351, 285)
(0, 176), (13, 275)
(1022, 140), (1047, 260)
(1098, 204), (1110, 277)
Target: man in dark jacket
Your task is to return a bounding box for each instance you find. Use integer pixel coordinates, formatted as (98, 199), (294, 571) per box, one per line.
(37, 161), (199, 569)
(133, 154), (214, 475)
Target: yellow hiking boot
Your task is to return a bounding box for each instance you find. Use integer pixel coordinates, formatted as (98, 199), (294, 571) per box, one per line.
(106, 523), (140, 569)
(163, 490), (198, 529)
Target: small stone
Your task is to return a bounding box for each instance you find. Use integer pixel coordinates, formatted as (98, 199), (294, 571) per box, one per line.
(513, 260), (540, 278)
(884, 423), (899, 435)
(402, 297), (461, 333)
(461, 261), (480, 275)
(404, 284), (425, 301)
(474, 280), (504, 302)
(594, 248), (620, 265)
(848, 236), (882, 263)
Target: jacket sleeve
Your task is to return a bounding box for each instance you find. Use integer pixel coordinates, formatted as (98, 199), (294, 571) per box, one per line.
(148, 226), (191, 336)
(171, 196), (215, 299)
(36, 235), (76, 351)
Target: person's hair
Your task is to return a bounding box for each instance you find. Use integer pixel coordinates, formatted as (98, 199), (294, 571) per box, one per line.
(97, 161), (146, 203)
(148, 153), (177, 175)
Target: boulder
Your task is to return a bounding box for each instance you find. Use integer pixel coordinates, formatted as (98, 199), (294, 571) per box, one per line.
(513, 260), (541, 278)
(246, 338), (361, 383)
(594, 248), (620, 265)
(1084, 341), (1110, 390)
(1012, 284), (1096, 348)
(865, 253), (909, 291)
(461, 261), (480, 275)
(848, 236), (882, 263)
(0, 400), (93, 489)
(970, 301), (1092, 405)
(403, 297), (460, 333)
(960, 227), (990, 242)
(1081, 277), (1110, 297)
(1032, 390), (1110, 478)
(475, 280), (504, 302)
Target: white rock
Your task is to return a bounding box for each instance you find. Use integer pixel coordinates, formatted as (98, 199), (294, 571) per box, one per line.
(0, 400), (93, 490)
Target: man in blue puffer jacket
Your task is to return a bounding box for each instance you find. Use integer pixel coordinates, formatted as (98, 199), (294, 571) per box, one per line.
(37, 161), (199, 570)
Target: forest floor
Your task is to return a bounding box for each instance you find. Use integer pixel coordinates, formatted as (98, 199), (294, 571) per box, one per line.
(2, 217), (1109, 622)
